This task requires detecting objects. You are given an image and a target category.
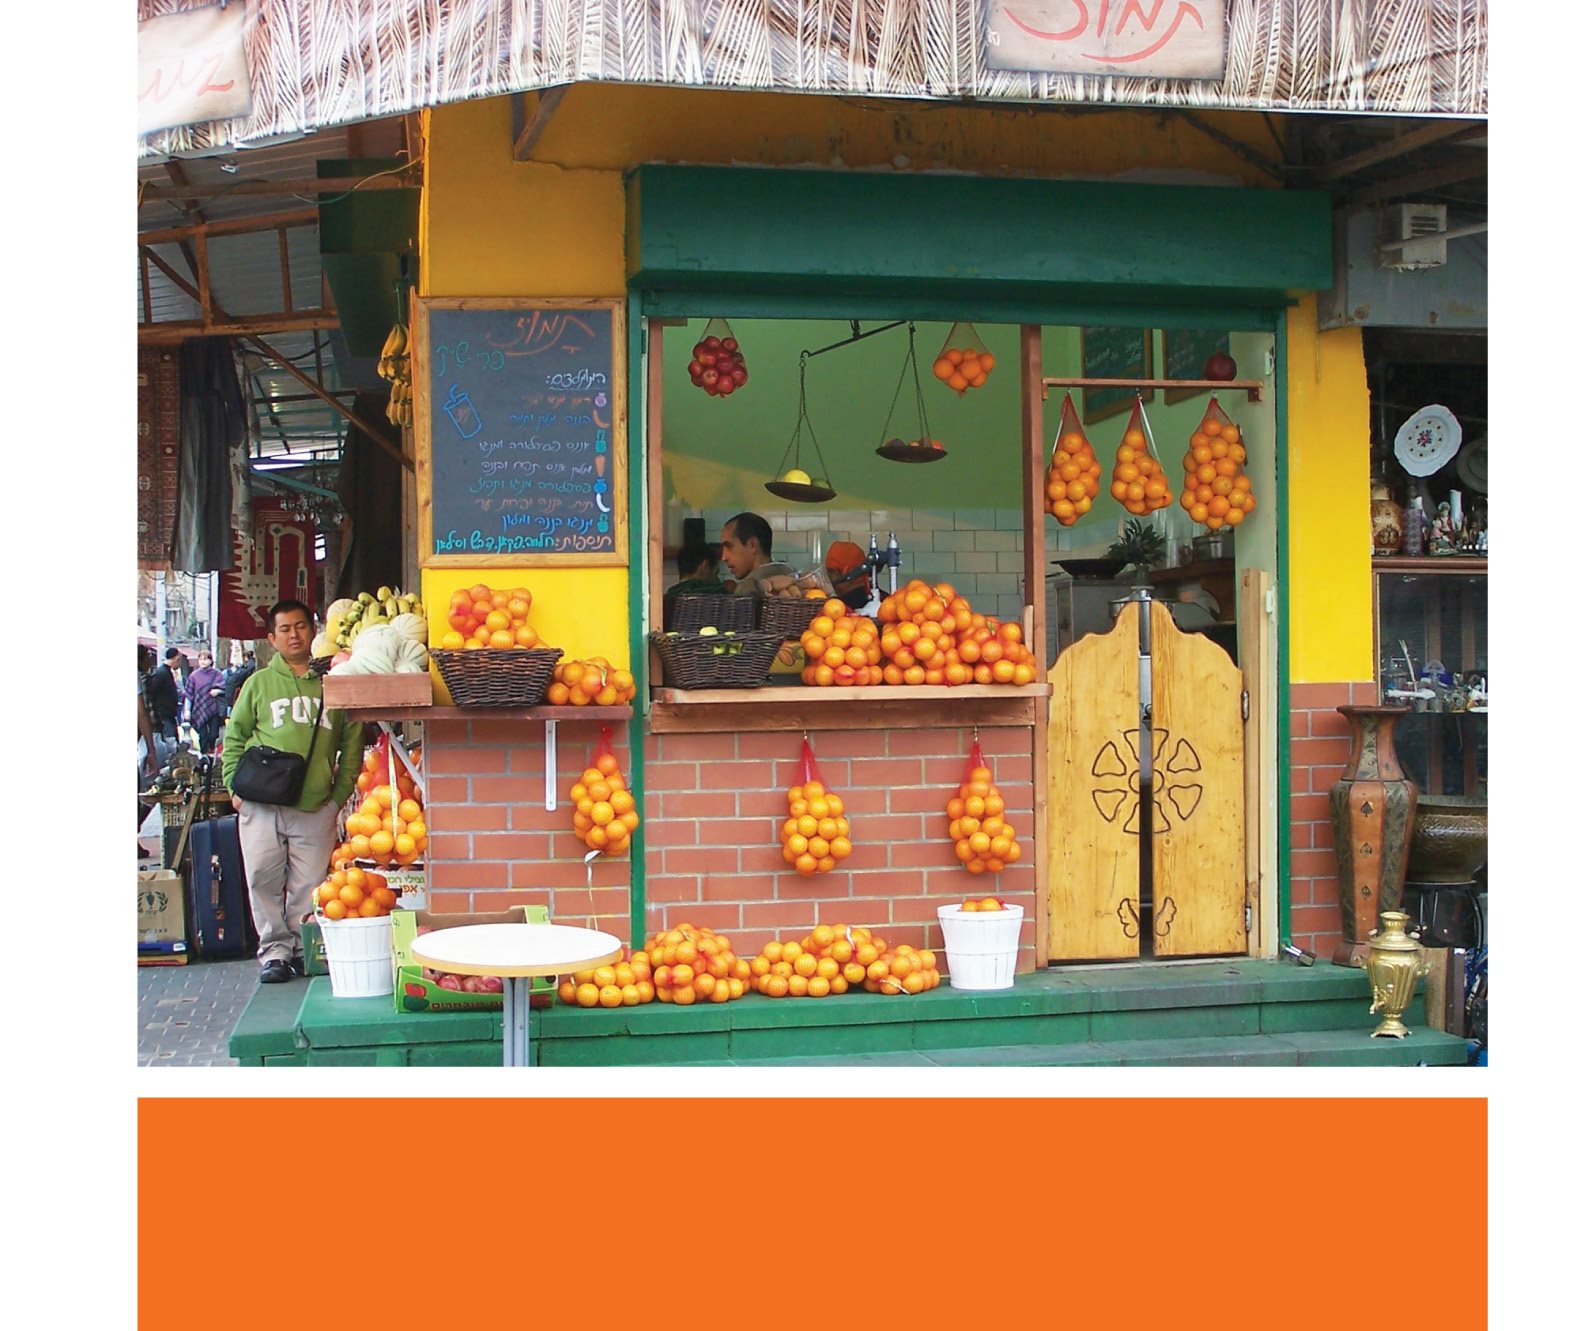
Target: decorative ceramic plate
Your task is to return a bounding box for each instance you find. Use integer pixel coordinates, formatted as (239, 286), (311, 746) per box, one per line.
(1394, 404), (1462, 477)
(1457, 436), (1487, 494)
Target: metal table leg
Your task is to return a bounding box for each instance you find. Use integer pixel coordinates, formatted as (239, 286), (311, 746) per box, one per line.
(503, 976), (530, 1067)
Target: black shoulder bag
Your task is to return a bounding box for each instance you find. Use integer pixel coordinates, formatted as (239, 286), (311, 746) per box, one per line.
(230, 687), (324, 806)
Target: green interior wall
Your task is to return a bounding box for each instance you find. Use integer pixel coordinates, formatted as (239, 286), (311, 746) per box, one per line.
(661, 317), (1276, 556)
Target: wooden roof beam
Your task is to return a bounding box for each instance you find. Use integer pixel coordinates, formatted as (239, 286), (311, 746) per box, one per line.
(511, 86), (569, 161)
(137, 209), (320, 246)
(137, 175), (417, 201)
(1319, 120), (1485, 181)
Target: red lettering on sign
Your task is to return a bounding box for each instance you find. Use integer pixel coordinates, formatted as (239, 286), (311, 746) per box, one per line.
(1089, 1), (1204, 62)
(1001, 2), (1090, 42)
(138, 54), (235, 105)
(1000, 0), (1205, 64)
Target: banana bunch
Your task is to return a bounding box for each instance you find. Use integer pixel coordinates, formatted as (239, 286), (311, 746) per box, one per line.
(324, 587), (425, 653)
(379, 323), (413, 429)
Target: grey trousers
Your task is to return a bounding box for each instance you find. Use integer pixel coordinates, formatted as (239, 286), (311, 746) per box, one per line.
(237, 800), (339, 963)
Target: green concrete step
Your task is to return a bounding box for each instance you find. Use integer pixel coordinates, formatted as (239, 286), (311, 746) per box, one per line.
(722, 1027), (1468, 1068)
(228, 978), (310, 1064)
(229, 958), (1465, 1068)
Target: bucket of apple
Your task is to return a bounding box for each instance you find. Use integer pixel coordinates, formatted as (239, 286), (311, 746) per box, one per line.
(936, 896), (1023, 990)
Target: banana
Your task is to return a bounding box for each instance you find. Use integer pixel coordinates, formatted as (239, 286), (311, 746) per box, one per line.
(376, 586), (393, 602)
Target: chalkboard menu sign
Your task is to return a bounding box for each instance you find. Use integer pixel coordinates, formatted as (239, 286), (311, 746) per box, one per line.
(416, 298), (627, 566)
(1162, 329), (1230, 405)
(1081, 326), (1152, 424)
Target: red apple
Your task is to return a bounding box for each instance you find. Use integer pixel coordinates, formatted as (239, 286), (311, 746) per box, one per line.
(701, 368), (719, 387)
(1204, 352), (1238, 381)
(722, 337), (739, 353)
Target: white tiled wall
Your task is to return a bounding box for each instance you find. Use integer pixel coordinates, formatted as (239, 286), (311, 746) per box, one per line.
(695, 507), (1107, 624)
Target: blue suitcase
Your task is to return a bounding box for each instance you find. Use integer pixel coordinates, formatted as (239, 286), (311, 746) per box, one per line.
(187, 815), (257, 960)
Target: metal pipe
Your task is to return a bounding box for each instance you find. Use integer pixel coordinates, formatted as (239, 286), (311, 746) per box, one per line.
(800, 319), (908, 360)
(1377, 221), (1488, 251)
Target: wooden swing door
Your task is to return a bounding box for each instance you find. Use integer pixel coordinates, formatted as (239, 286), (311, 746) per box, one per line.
(1047, 599), (1246, 961)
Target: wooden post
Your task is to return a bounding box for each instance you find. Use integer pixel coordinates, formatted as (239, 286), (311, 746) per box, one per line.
(278, 227), (293, 311)
(195, 228), (212, 325)
(1239, 567), (1276, 955)
(1019, 324), (1049, 968)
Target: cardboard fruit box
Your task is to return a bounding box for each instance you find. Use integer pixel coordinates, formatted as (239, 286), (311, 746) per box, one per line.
(391, 905), (554, 1013)
(138, 869), (187, 948)
(322, 671), (433, 709)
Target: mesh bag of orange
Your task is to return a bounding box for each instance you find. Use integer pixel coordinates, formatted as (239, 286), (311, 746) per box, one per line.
(946, 741), (1022, 875)
(931, 321), (995, 395)
(1179, 396), (1257, 530)
(779, 738), (855, 875)
(569, 727), (638, 857)
(1107, 397), (1174, 517)
(331, 731), (427, 868)
(1044, 391), (1102, 527)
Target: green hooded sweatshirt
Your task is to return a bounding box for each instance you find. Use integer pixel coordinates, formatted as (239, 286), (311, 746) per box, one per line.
(221, 654), (363, 812)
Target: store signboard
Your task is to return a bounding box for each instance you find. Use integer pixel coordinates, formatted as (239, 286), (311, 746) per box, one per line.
(984, 0), (1227, 78)
(137, 3), (252, 135)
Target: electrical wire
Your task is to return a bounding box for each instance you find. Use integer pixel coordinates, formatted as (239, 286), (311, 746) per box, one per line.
(146, 156), (416, 216)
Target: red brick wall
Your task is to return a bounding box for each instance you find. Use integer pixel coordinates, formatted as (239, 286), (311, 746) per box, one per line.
(419, 718), (1037, 969)
(643, 726), (1037, 970)
(1287, 680), (1379, 958)
(420, 718), (633, 938)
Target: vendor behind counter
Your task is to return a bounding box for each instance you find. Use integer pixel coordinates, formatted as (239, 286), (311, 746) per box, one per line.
(663, 542), (727, 631)
(720, 512), (796, 594)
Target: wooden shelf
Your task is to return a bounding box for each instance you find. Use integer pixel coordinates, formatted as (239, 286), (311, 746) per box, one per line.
(337, 704), (634, 722)
(648, 684), (1048, 733)
(1041, 376), (1265, 403)
(1374, 556), (1488, 574)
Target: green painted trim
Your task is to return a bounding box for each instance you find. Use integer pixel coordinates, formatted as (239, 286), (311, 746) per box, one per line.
(629, 166), (1332, 302)
(626, 289), (648, 951)
(1274, 309), (1292, 945)
(639, 289), (1279, 331)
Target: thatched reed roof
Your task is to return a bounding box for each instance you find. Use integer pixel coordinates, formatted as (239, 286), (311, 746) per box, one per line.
(139, 1), (1485, 158)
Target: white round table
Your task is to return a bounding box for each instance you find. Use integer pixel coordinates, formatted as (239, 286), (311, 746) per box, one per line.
(409, 923), (623, 1067)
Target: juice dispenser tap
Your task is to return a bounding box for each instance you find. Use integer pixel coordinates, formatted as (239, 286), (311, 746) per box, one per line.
(884, 532), (901, 595)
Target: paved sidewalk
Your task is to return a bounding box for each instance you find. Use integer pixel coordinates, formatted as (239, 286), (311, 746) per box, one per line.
(138, 958), (261, 1067)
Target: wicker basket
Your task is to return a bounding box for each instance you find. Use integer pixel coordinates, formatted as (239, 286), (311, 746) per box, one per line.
(431, 647), (563, 707)
(669, 592), (756, 636)
(758, 595), (824, 641)
(649, 631), (783, 690)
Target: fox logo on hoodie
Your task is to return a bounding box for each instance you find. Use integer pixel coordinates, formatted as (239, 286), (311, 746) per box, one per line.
(269, 695), (335, 731)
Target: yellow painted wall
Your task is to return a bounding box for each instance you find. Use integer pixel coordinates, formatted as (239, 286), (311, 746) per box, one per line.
(420, 101), (630, 670)
(1285, 296), (1373, 683)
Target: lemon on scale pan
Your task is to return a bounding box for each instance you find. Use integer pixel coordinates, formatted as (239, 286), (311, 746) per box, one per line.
(765, 467), (836, 504)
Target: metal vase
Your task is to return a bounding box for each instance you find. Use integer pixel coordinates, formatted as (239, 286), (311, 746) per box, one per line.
(1329, 705), (1419, 967)
(1357, 910), (1431, 1038)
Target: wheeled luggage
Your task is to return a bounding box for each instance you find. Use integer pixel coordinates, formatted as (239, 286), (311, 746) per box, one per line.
(187, 814), (257, 960)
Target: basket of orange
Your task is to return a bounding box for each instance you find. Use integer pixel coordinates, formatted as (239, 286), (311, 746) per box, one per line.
(432, 582), (562, 705)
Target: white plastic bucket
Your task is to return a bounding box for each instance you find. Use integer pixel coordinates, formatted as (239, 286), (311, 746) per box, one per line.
(319, 915), (395, 998)
(937, 903), (1024, 990)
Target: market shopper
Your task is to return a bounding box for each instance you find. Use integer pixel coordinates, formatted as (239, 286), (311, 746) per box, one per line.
(720, 512), (796, 594)
(144, 648), (182, 740)
(662, 542), (727, 629)
(222, 650), (256, 718)
(223, 601), (364, 984)
(184, 650), (228, 753)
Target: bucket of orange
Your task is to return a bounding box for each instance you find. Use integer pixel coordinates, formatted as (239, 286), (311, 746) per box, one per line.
(937, 895), (1024, 991)
(312, 865), (399, 998)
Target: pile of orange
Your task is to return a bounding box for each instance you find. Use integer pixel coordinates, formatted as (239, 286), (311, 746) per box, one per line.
(559, 922), (752, 1008)
(1108, 414), (1174, 518)
(570, 751), (639, 857)
(332, 747), (427, 869)
(1179, 407), (1256, 530)
(313, 864), (396, 921)
(781, 779), (854, 875)
(438, 583), (541, 651)
(932, 345), (995, 394)
(749, 924), (942, 998)
(1045, 425), (1103, 527)
(877, 580), (1038, 687)
(798, 598), (884, 687)
(546, 657), (637, 707)
(947, 763), (1022, 875)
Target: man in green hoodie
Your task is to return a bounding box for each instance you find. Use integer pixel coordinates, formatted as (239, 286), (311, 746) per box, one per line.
(223, 600), (364, 984)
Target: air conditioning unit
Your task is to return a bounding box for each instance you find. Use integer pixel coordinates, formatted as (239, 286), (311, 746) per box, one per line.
(1379, 203), (1448, 270)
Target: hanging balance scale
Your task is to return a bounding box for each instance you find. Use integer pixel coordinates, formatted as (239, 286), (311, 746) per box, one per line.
(765, 353), (838, 504)
(877, 323), (946, 463)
